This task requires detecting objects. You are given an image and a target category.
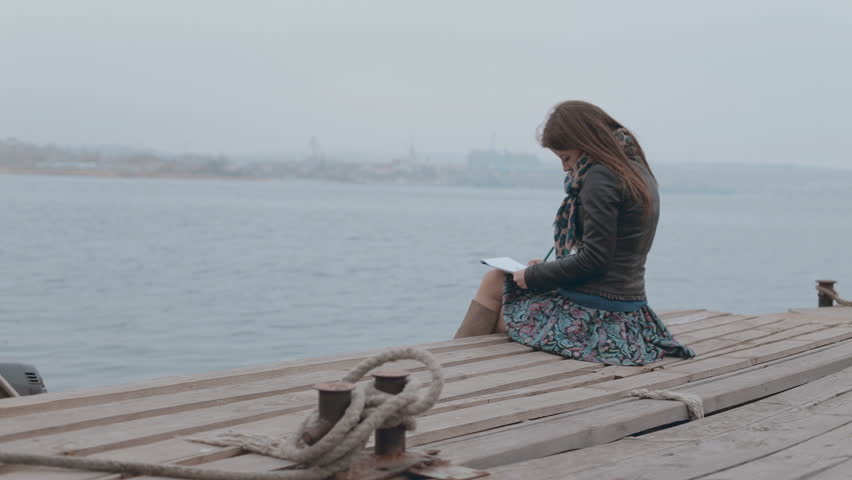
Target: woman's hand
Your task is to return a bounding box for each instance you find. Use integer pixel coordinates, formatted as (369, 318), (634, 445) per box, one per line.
(513, 268), (528, 289)
(513, 260), (541, 289)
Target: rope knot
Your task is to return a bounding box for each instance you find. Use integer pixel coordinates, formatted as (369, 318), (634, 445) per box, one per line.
(816, 284), (852, 307)
(630, 388), (705, 420)
(190, 347), (444, 479)
(363, 382), (419, 429)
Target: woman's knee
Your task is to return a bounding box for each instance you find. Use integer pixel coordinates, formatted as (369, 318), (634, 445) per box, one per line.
(481, 269), (505, 289)
(477, 269), (506, 300)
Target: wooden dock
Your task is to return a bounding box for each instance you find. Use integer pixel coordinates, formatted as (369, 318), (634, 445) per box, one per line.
(2, 306), (852, 479)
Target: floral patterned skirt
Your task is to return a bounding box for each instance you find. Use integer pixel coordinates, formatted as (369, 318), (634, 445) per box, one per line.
(503, 279), (695, 366)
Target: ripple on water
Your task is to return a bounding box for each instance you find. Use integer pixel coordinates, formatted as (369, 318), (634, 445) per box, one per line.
(1, 175), (851, 391)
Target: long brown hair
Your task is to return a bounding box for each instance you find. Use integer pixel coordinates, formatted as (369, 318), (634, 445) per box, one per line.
(539, 100), (655, 212)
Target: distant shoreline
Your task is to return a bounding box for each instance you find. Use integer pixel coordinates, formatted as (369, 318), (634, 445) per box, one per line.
(3, 164), (851, 197)
(0, 167), (273, 183)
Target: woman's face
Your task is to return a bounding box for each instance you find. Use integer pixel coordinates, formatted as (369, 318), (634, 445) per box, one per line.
(550, 148), (583, 173)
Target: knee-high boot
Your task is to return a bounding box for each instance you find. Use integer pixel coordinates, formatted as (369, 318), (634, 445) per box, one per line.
(454, 300), (500, 339)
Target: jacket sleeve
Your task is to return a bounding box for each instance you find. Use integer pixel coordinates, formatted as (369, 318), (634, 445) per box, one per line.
(524, 164), (622, 293)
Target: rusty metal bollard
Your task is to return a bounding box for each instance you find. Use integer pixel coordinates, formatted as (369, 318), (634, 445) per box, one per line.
(372, 369), (410, 457)
(817, 280), (837, 308)
(302, 382), (356, 445)
(303, 368), (488, 479)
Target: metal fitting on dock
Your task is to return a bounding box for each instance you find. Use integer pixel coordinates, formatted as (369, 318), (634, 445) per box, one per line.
(303, 370), (488, 479)
(817, 279), (837, 308)
(372, 369), (410, 457)
(302, 382), (355, 445)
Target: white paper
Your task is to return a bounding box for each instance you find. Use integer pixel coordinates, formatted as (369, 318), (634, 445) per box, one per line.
(481, 257), (527, 273)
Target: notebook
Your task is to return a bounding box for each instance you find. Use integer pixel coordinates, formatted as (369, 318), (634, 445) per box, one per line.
(480, 257), (527, 273)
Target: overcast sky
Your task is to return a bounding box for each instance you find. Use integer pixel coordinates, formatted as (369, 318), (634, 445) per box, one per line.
(1, 1), (850, 166)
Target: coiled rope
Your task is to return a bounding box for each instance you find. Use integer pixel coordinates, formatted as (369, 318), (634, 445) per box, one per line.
(630, 388), (705, 420)
(816, 285), (852, 307)
(0, 347), (444, 480)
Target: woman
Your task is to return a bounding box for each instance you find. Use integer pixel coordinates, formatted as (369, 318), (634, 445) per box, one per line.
(454, 100), (694, 365)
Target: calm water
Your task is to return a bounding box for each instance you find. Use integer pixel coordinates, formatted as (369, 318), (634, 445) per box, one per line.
(1, 172), (851, 392)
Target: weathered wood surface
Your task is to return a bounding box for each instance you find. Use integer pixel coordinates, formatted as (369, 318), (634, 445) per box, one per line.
(1, 307), (851, 480)
(424, 335), (852, 470)
(0, 334), (514, 417)
(486, 351), (852, 480)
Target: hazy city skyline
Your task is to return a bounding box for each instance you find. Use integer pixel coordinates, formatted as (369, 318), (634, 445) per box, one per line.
(2, 1), (850, 167)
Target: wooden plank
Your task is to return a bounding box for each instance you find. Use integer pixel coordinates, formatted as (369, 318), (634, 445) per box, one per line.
(415, 375), (682, 448)
(16, 368), (616, 480)
(646, 316), (825, 371)
(666, 316), (742, 337)
(0, 346), (542, 452)
(4, 312), (764, 434)
(414, 387), (625, 445)
(482, 357), (852, 479)
(411, 367), (712, 448)
(651, 321), (848, 373)
(701, 327), (852, 369)
(11, 326), (852, 480)
(436, 360), (600, 403)
(660, 310), (727, 326)
(561, 401), (852, 479)
(453, 400), (787, 476)
(428, 370), (626, 415)
(0, 334), (511, 417)
(429, 339), (852, 470)
(663, 355), (753, 381)
(725, 339), (814, 364)
(7, 310), (851, 479)
(0, 348), (594, 458)
(485, 410), (852, 480)
(759, 316), (825, 331)
(581, 370), (685, 392)
(437, 351), (559, 382)
(41, 387), (624, 478)
(5, 354), (563, 475)
(2, 314), (772, 457)
(717, 323), (824, 344)
(663, 314), (795, 359)
(700, 422), (852, 479)
(669, 313), (783, 335)
(124, 453), (296, 480)
(785, 326), (852, 346)
(807, 459), (852, 480)
(657, 309), (704, 320)
(131, 326), (852, 476)
(384, 341), (531, 370)
(101, 368), (621, 476)
(685, 337), (743, 356)
(0, 469), (97, 480)
(789, 307), (852, 319)
(0, 341), (534, 438)
(8, 312), (823, 469)
(0, 399), (310, 457)
(668, 315), (760, 339)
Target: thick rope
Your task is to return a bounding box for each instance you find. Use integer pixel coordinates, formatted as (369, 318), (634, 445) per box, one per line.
(0, 347), (444, 480)
(630, 388), (705, 420)
(816, 285), (852, 307)
(0, 453), (312, 480)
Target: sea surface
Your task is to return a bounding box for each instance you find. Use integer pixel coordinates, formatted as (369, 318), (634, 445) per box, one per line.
(1, 170), (851, 392)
